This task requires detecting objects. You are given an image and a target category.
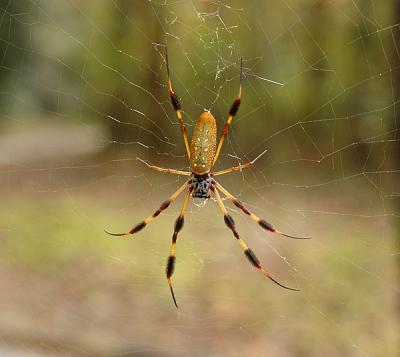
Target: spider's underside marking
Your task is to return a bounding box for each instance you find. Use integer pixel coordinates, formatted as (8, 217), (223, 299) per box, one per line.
(106, 49), (308, 308)
(190, 174), (212, 198)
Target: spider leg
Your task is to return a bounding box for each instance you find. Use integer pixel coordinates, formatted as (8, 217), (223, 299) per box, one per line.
(105, 181), (188, 237)
(137, 157), (190, 176)
(165, 48), (191, 160)
(166, 189), (191, 308)
(212, 58), (243, 167)
(212, 180), (311, 240)
(211, 185), (299, 291)
(212, 149), (267, 176)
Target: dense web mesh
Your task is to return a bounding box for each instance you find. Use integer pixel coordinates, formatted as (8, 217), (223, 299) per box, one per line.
(0, 1), (398, 356)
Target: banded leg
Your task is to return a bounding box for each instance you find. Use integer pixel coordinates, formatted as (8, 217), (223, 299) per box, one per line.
(166, 49), (191, 159)
(212, 58), (243, 166)
(166, 189), (191, 308)
(213, 180), (311, 239)
(212, 186), (299, 291)
(137, 158), (190, 176)
(212, 149), (267, 176)
(105, 182), (188, 237)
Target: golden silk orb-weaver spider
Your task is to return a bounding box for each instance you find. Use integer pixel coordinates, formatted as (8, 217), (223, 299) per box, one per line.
(106, 50), (310, 308)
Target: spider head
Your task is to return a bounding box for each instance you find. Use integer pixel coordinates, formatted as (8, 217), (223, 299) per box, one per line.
(190, 173), (212, 198)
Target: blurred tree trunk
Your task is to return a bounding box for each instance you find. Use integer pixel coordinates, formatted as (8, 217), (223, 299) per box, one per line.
(391, 0), (400, 317)
(0, 0), (30, 119)
(107, 1), (165, 153)
(297, 1), (331, 157)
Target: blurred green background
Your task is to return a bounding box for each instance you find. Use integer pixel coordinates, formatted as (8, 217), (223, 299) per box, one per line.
(0, 0), (399, 356)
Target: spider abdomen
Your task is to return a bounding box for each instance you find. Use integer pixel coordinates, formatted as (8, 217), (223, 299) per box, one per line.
(190, 112), (217, 174)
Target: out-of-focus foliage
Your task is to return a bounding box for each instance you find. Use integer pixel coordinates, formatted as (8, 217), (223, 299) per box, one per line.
(1, 1), (398, 172)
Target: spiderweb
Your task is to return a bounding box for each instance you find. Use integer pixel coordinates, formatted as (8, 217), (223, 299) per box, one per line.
(0, 0), (398, 356)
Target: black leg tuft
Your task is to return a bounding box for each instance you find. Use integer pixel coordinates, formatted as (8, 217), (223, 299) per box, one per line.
(245, 248), (261, 268)
(166, 256), (176, 278)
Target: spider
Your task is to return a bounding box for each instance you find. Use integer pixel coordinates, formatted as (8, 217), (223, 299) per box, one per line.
(106, 50), (309, 308)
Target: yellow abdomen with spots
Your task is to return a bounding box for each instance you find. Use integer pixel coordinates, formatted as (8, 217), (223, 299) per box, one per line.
(190, 112), (217, 174)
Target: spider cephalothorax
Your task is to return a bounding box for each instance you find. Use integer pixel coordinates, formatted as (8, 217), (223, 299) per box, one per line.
(190, 174), (212, 198)
(106, 49), (310, 308)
